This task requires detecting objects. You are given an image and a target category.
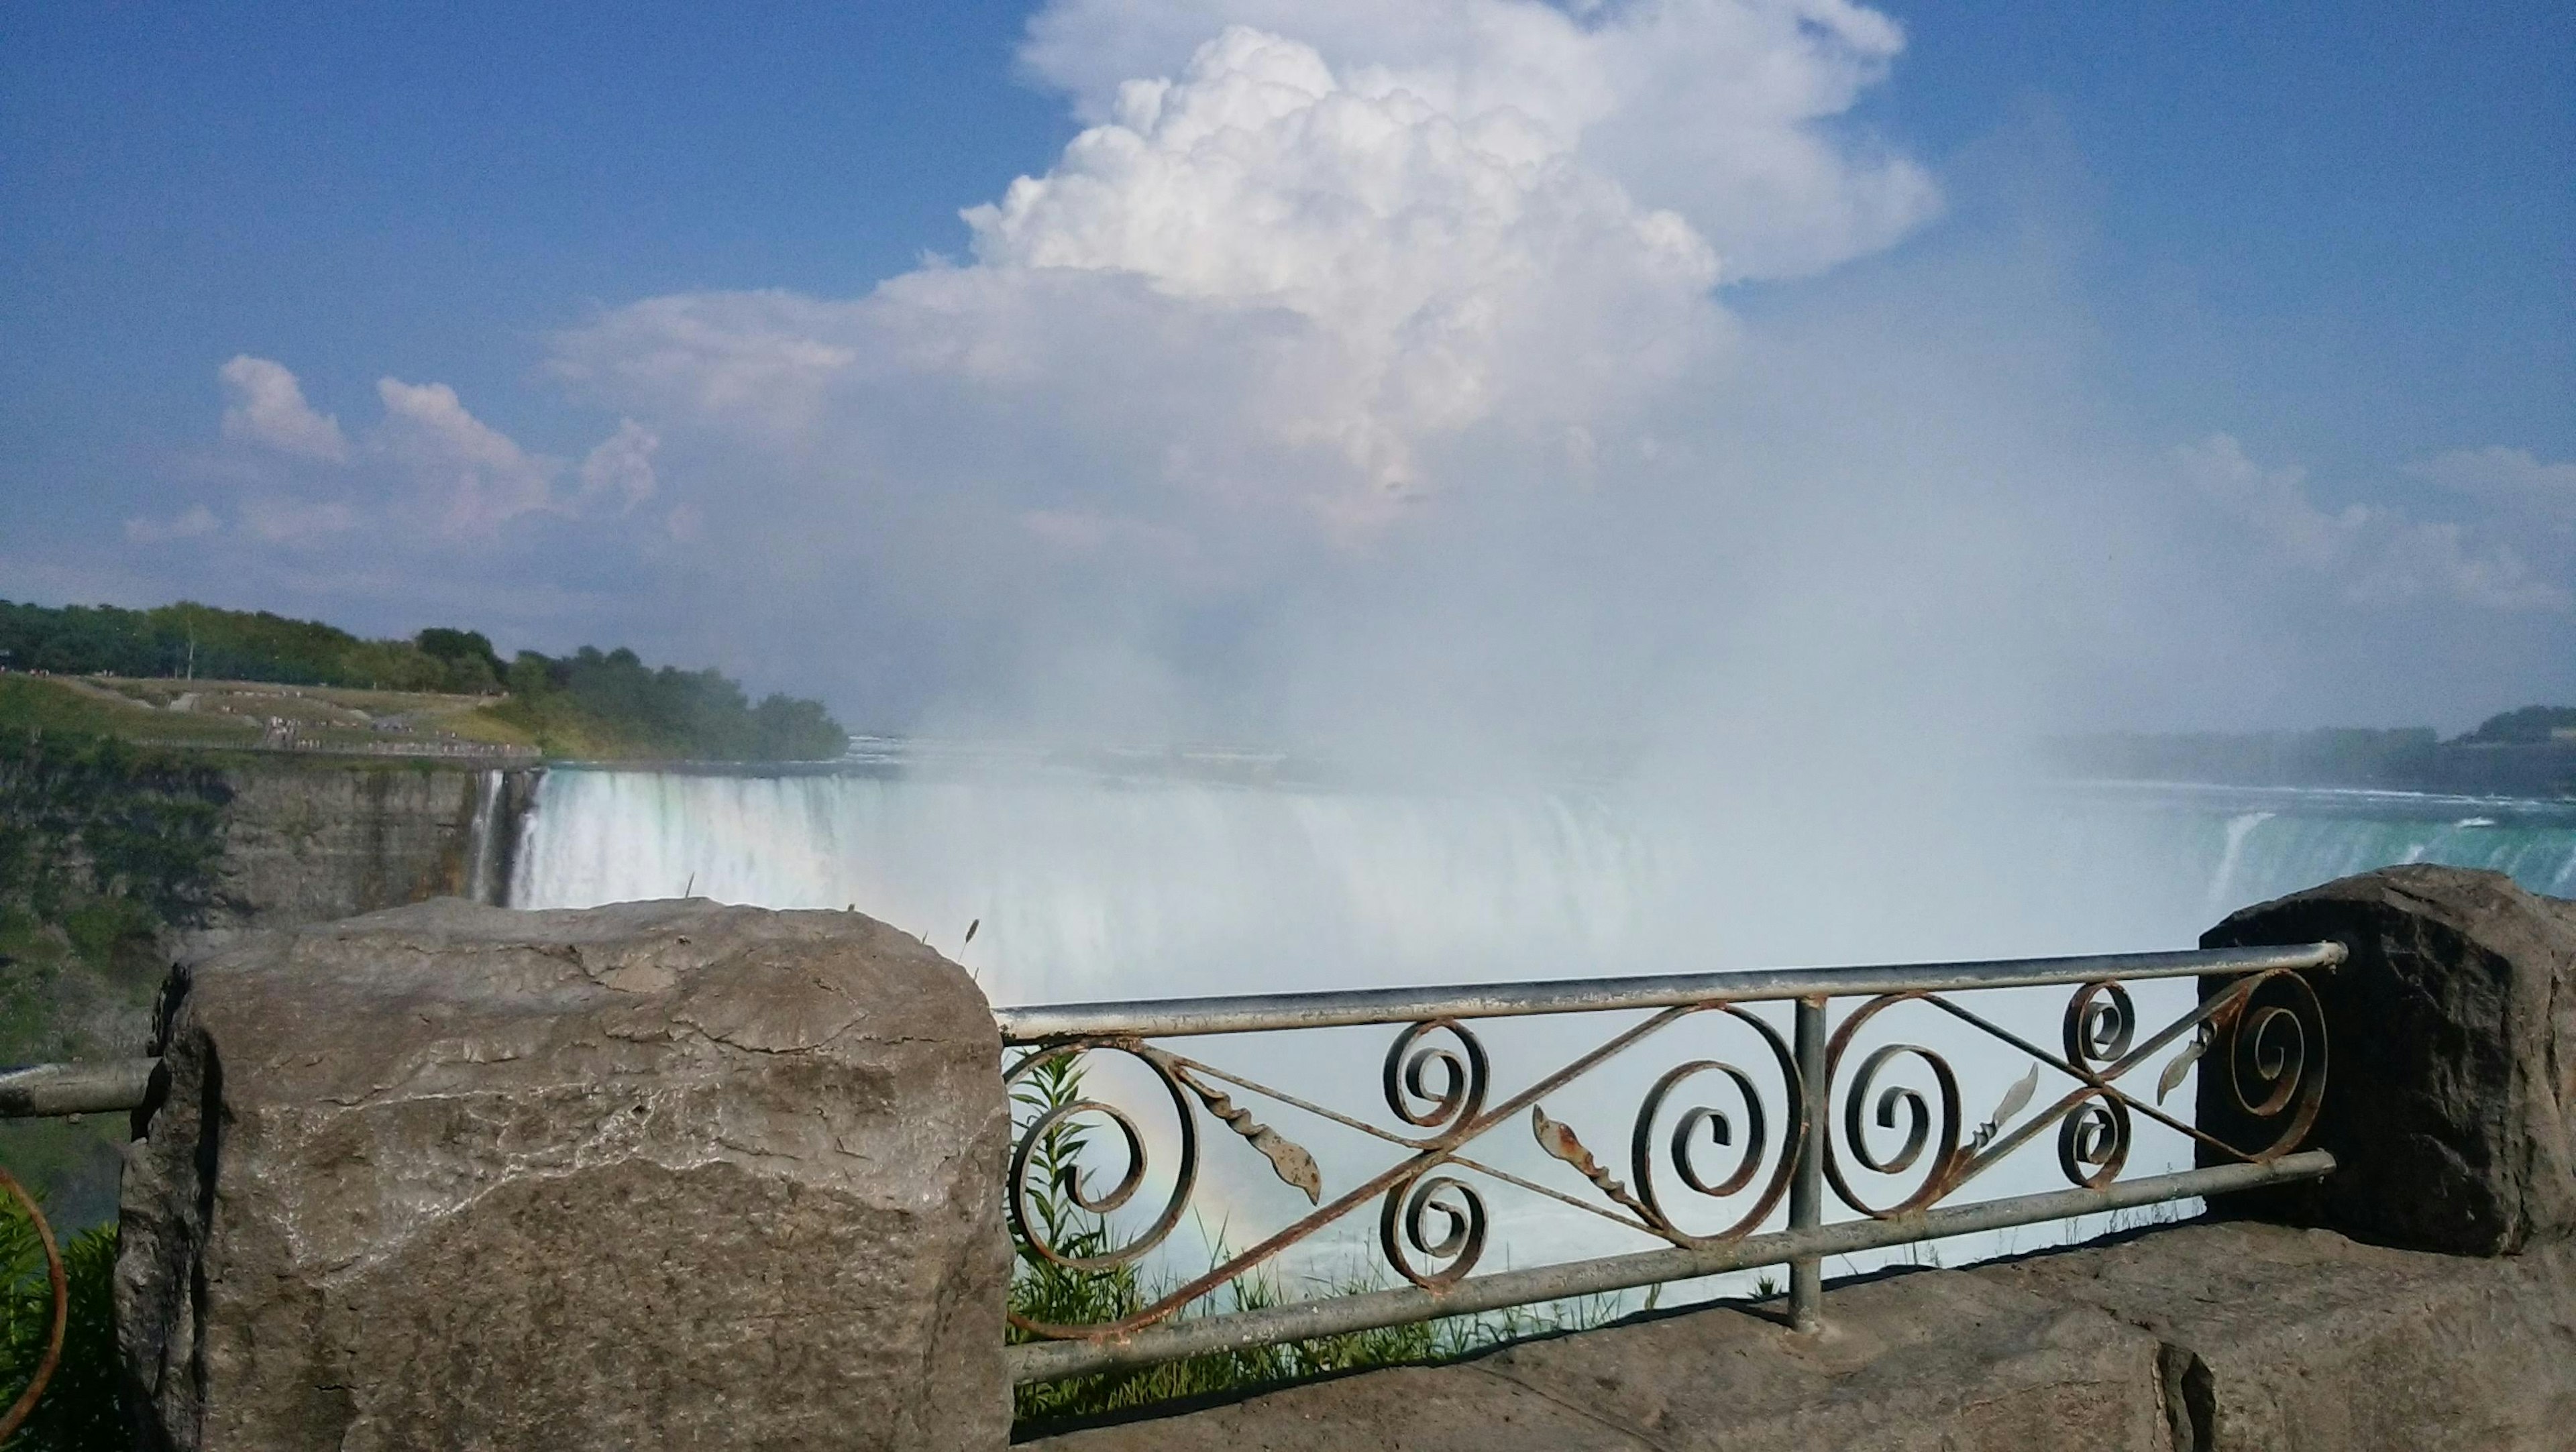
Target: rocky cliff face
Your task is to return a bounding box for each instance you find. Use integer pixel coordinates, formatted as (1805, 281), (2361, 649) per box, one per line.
(194, 762), (537, 952)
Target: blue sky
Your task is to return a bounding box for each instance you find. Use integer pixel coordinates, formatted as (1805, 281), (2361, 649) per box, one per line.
(2, 1), (2569, 738)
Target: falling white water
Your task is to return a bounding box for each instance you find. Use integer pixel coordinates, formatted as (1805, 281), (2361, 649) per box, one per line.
(511, 765), (2576, 996)
(2202, 811), (2275, 919)
(505, 759), (2576, 1300)
(511, 765), (1664, 1005)
(462, 769), (508, 907)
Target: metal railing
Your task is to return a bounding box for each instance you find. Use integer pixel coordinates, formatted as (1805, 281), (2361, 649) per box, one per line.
(995, 943), (2338, 1385)
(0, 941), (2343, 1410)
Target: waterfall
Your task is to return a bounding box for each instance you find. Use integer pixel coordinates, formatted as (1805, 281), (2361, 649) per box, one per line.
(2202, 811), (2275, 918)
(511, 764), (2576, 1005)
(462, 769), (508, 906)
(501, 761), (2576, 1294)
(511, 766), (1665, 1005)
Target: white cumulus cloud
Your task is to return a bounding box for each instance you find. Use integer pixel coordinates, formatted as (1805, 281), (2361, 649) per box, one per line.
(960, 25), (1721, 504)
(218, 355), (350, 462)
(1016, 0), (1940, 280)
(374, 378), (566, 533)
(2182, 434), (2568, 612)
(556, 5), (1925, 534)
(576, 419), (660, 512)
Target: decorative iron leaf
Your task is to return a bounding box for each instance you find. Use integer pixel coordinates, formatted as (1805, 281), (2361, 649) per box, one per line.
(1533, 1105), (1650, 1220)
(2157, 1023), (2214, 1105)
(1145, 1050), (1323, 1203)
(1973, 1064), (2041, 1152)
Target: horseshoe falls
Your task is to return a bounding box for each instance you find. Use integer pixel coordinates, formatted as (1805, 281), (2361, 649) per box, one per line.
(508, 762), (1666, 1005)
(505, 757), (2576, 1288)
(507, 759), (2576, 1004)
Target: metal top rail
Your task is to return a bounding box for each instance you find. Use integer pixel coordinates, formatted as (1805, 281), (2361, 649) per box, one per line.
(994, 941), (2344, 1043)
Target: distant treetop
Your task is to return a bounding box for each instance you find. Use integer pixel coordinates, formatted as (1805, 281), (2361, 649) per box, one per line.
(0, 599), (847, 761)
(2459, 706), (2576, 745)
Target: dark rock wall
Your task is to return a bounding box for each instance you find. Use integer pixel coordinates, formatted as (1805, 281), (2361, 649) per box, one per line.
(2199, 864), (2576, 1254)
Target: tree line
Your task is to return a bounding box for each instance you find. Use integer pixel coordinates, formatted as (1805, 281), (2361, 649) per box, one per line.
(2049, 705), (2576, 794)
(0, 600), (847, 762)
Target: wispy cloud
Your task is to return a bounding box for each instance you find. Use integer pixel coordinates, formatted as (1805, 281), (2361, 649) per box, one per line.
(123, 504), (221, 545)
(374, 378), (561, 533)
(2412, 446), (2576, 529)
(219, 355), (350, 463)
(2182, 434), (2568, 612)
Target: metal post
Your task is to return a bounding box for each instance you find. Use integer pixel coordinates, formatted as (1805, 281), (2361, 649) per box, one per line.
(1788, 995), (1828, 1333)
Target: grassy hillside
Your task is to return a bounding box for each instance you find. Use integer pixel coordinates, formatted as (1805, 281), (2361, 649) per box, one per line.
(0, 674), (529, 757)
(0, 600), (847, 762)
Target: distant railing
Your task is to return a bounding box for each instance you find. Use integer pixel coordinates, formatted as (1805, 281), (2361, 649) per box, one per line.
(993, 944), (2338, 1386)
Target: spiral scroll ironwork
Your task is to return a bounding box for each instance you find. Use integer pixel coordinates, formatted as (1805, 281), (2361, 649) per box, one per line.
(1005, 1043), (1199, 1276)
(1627, 1007), (1805, 1245)
(2065, 981), (2137, 1070)
(2054, 1090), (2133, 1188)
(0, 1164), (64, 1443)
(1383, 1018), (1489, 1146)
(1823, 995), (1966, 1217)
(998, 955), (2332, 1349)
(2216, 968), (2328, 1161)
(1381, 1173), (1489, 1288)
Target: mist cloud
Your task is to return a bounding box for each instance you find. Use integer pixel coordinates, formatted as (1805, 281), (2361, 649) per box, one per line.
(96, 2), (2571, 744)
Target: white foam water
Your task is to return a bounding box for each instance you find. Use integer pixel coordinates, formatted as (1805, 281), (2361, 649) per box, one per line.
(504, 757), (2576, 1304)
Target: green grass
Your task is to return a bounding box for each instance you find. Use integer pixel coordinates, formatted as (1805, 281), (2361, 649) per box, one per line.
(0, 1188), (120, 1450)
(1005, 1053), (1629, 1431)
(0, 677), (252, 750)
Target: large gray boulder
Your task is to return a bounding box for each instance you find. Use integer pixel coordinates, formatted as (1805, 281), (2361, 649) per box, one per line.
(2198, 864), (2576, 1255)
(117, 897), (1012, 1451)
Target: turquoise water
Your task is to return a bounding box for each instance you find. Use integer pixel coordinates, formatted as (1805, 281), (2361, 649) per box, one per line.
(2054, 780), (2576, 917)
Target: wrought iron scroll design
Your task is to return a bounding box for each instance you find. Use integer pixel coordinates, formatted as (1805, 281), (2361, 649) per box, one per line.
(1002, 965), (2328, 1345)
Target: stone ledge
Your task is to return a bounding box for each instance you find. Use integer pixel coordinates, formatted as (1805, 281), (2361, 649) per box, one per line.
(1977, 1220), (2576, 1451)
(117, 897), (1013, 1452)
(1026, 1221), (2576, 1452)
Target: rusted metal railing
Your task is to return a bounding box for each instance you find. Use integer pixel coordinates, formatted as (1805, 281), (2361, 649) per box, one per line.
(995, 944), (2339, 1385)
(0, 941), (2343, 1409)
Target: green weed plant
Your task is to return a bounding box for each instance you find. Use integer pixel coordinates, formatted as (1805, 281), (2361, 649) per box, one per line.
(1006, 1053), (1623, 1429)
(0, 1186), (120, 1451)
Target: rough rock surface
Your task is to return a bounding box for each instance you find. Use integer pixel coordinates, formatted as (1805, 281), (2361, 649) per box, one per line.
(1980, 1221), (2576, 1451)
(2198, 864), (2576, 1254)
(205, 765), (506, 937)
(1028, 1221), (2576, 1452)
(1031, 1268), (2171, 1451)
(116, 897), (1010, 1451)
